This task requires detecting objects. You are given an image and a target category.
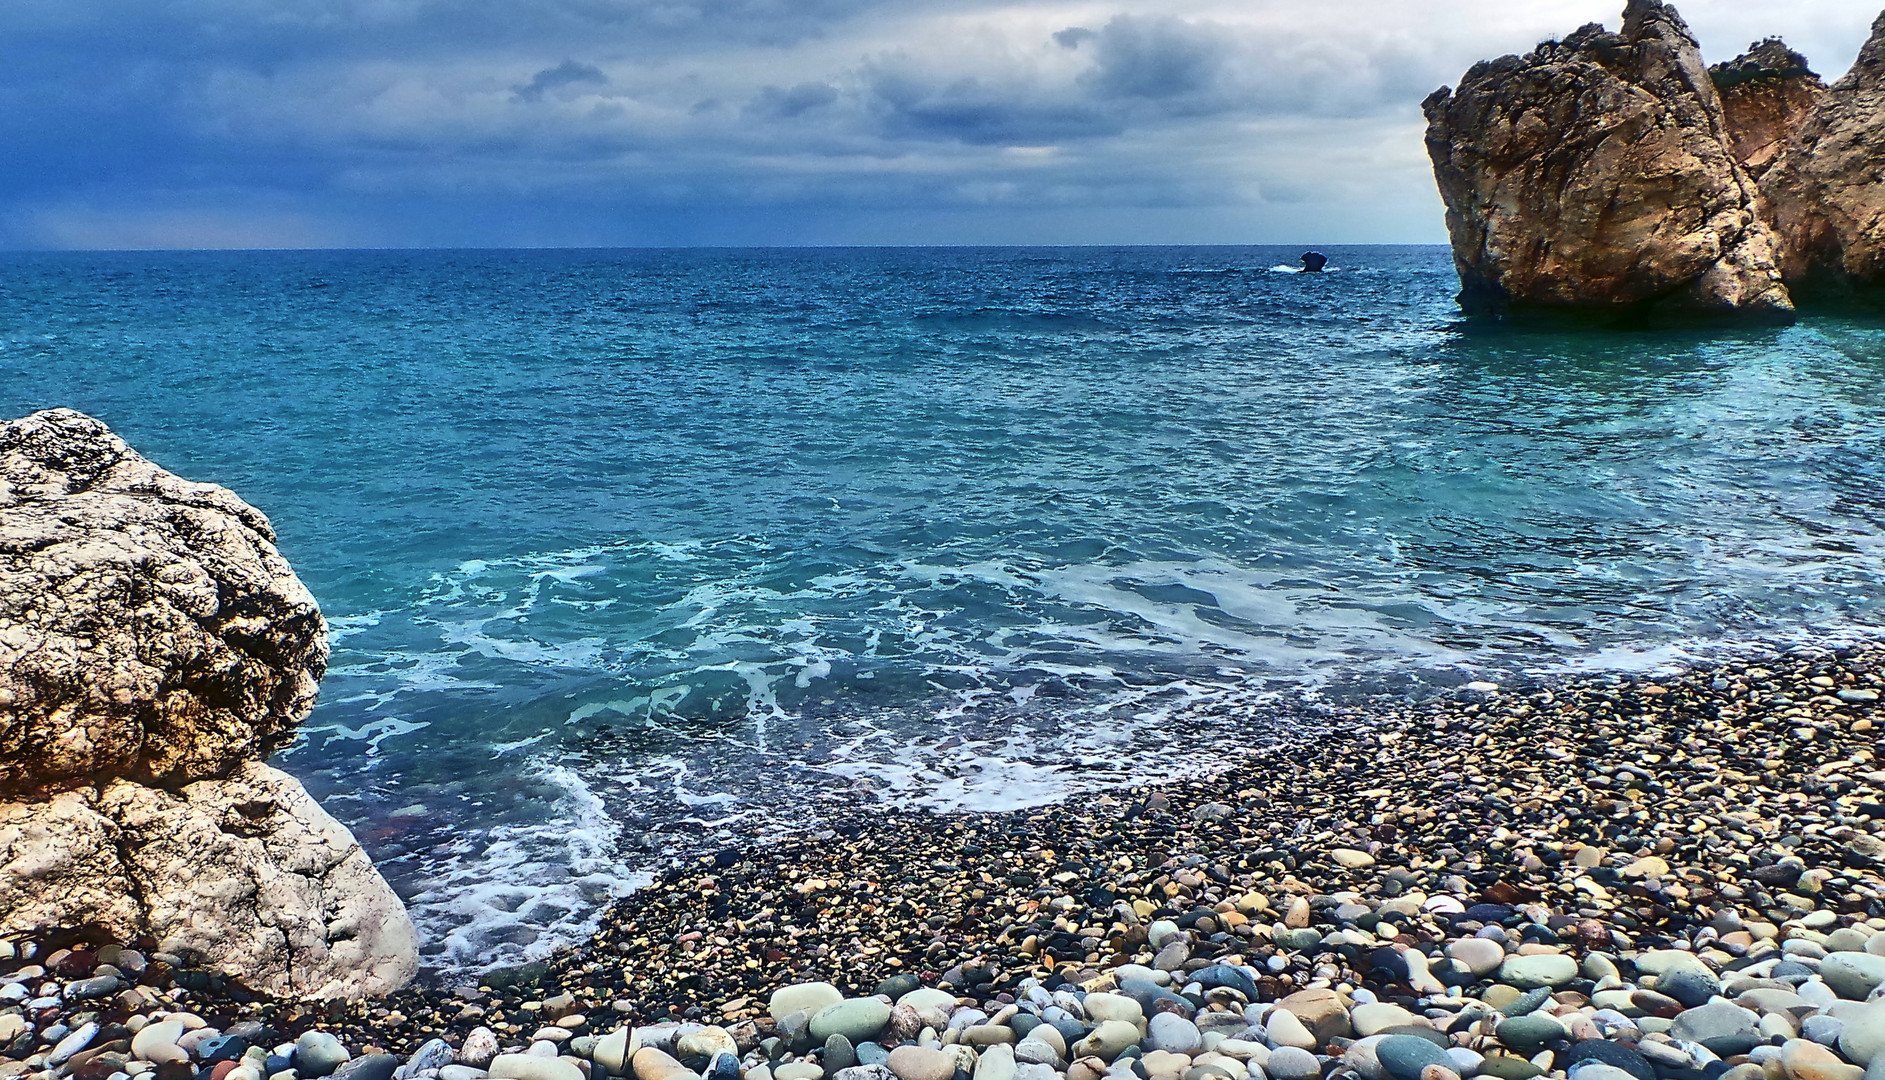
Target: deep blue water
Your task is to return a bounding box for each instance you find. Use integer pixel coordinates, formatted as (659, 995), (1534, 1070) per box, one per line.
(4, 246), (1883, 974)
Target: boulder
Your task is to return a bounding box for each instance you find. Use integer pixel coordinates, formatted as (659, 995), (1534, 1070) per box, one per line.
(0, 408), (412, 998)
(1422, 0), (1794, 322)
(1761, 12), (1885, 295)
(0, 408), (327, 795)
(0, 761), (416, 998)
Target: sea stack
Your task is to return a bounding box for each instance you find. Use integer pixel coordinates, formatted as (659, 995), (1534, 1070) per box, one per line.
(1758, 12), (1885, 295)
(1422, 0), (1794, 324)
(0, 408), (415, 998)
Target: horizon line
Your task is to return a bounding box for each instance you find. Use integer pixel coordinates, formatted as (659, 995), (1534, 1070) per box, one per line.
(0, 242), (1454, 255)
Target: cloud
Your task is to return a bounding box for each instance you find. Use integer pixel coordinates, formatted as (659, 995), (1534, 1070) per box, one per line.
(745, 81), (840, 120)
(0, 0), (1876, 247)
(1081, 15), (1230, 103)
(512, 60), (608, 102)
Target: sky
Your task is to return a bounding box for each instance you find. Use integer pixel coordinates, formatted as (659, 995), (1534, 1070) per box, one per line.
(0, 0), (1876, 249)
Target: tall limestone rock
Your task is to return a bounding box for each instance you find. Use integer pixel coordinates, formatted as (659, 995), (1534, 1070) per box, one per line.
(1759, 13), (1885, 293)
(1709, 40), (1826, 180)
(1422, 0), (1794, 323)
(0, 408), (415, 998)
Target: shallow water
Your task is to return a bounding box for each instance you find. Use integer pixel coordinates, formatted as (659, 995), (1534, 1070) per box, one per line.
(3, 246), (1883, 974)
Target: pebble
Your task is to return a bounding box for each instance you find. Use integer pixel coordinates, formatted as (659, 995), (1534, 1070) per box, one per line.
(488, 1057), (585, 1080)
(1263, 1049), (1319, 1080)
(886, 1047), (955, 1080)
(298, 1033), (355, 1078)
(1145, 1015), (1199, 1055)
(1825, 956), (1885, 1001)
(812, 1001), (893, 1046)
(334, 1056), (401, 1080)
(771, 986), (846, 1024)
(1445, 939), (1504, 977)
(48, 1024), (98, 1066)
(1376, 1035), (1452, 1080)
(1493, 1015), (1566, 1054)
(4, 647), (1885, 1080)
(1496, 955), (1576, 990)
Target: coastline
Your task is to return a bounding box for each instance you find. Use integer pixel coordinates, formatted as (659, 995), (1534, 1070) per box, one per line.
(8, 638), (1885, 1080)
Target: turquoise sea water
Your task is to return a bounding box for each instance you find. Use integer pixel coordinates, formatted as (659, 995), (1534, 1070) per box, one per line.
(4, 246), (1883, 975)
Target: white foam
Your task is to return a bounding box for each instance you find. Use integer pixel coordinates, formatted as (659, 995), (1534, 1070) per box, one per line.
(490, 732), (551, 755)
(301, 532), (1885, 975)
(401, 760), (649, 972)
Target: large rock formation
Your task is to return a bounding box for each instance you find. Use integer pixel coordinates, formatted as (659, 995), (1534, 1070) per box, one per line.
(0, 409), (415, 998)
(0, 764), (417, 998)
(1759, 13), (1885, 292)
(1710, 40), (1826, 180)
(1422, 0), (1795, 323)
(0, 408), (326, 795)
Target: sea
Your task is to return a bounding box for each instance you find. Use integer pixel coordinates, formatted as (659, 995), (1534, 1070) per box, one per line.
(3, 245), (1882, 978)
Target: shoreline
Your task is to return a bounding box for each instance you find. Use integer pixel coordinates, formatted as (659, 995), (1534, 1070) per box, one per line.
(5, 639), (1885, 1080)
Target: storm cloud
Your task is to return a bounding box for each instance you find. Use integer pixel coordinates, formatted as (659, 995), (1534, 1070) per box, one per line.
(0, 0), (1873, 247)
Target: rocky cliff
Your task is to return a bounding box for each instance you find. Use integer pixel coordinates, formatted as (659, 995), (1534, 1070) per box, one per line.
(1422, 0), (1794, 323)
(1425, 1), (1884, 318)
(1709, 40), (1825, 180)
(1760, 13), (1885, 293)
(0, 409), (415, 998)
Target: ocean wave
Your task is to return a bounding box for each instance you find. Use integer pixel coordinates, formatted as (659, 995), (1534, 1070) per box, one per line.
(286, 530), (1885, 973)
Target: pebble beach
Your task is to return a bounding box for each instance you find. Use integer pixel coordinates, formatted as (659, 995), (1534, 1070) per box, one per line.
(6, 643), (1885, 1080)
